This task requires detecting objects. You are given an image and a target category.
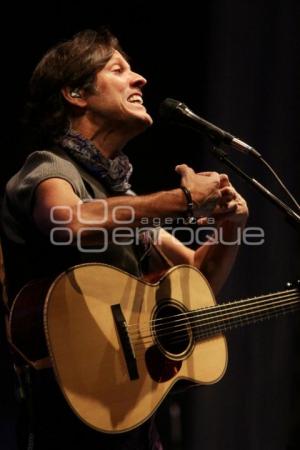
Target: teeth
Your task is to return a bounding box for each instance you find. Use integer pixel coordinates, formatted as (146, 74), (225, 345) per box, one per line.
(128, 94), (143, 104)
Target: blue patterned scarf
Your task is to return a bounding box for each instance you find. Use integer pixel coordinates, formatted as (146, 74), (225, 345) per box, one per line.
(58, 129), (133, 193)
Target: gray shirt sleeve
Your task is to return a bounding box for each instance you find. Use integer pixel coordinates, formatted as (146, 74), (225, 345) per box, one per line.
(5, 150), (89, 221)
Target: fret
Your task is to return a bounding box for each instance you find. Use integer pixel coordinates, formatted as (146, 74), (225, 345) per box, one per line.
(192, 290), (300, 342)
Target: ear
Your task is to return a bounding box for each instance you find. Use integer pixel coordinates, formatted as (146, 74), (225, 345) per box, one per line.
(61, 87), (87, 107)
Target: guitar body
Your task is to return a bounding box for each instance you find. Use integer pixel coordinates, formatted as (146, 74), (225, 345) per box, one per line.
(44, 263), (227, 433)
(8, 262), (299, 432)
(8, 278), (53, 368)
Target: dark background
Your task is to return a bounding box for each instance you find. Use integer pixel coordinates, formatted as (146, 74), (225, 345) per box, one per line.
(1, 1), (300, 449)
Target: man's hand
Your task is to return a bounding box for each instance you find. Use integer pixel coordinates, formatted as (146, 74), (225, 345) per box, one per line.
(198, 174), (249, 226)
(175, 164), (221, 217)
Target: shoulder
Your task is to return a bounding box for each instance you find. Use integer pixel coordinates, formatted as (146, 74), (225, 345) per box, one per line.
(21, 149), (81, 178)
(3, 149), (92, 221)
(6, 149), (86, 198)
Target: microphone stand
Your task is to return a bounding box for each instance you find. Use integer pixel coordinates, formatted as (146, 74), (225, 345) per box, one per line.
(210, 146), (300, 230)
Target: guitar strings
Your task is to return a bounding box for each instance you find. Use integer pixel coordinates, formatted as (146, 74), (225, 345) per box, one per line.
(131, 294), (300, 347)
(129, 292), (299, 339)
(133, 294), (299, 339)
(134, 295), (299, 343)
(126, 288), (298, 333)
(128, 291), (300, 347)
(132, 299), (300, 352)
(133, 304), (300, 354)
(128, 290), (298, 336)
(132, 301), (300, 356)
(126, 288), (299, 336)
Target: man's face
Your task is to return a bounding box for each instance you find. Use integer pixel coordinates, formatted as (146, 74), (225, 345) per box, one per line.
(87, 50), (153, 132)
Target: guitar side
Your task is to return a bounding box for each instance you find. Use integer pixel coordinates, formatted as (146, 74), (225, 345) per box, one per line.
(44, 263), (227, 433)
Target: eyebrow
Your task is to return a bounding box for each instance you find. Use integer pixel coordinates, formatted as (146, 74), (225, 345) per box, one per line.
(108, 55), (131, 70)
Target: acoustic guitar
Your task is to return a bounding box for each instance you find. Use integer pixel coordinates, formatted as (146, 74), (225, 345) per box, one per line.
(8, 263), (300, 433)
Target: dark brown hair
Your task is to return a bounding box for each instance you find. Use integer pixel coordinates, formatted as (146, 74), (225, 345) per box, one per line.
(24, 28), (123, 148)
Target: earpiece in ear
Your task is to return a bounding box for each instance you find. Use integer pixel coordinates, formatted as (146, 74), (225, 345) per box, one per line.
(70, 89), (81, 98)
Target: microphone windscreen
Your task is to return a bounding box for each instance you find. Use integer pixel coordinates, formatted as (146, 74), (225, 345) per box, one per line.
(158, 98), (182, 120)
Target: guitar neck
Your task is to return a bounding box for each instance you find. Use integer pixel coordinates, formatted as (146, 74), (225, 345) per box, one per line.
(192, 288), (300, 341)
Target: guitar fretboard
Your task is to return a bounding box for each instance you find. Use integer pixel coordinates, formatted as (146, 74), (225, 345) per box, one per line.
(190, 288), (300, 341)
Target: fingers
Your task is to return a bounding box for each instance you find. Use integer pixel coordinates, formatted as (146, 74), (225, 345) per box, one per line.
(196, 170), (221, 181)
(175, 165), (246, 220)
(198, 172), (229, 184)
(175, 165), (248, 227)
(217, 185), (241, 214)
(175, 164), (195, 177)
(175, 165), (221, 190)
(177, 166), (220, 181)
(204, 172), (221, 185)
(220, 186), (236, 196)
(179, 167), (229, 184)
(219, 186), (237, 204)
(218, 201), (238, 213)
(198, 171), (217, 176)
(219, 173), (230, 187)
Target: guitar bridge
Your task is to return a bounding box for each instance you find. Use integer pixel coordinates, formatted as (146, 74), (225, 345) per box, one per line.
(111, 304), (139, 380)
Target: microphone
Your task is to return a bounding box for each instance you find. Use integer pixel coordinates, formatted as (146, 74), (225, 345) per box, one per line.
(159, 98), (261, 158)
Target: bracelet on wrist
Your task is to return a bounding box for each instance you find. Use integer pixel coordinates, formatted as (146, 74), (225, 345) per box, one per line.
(180, 186), (196, 224)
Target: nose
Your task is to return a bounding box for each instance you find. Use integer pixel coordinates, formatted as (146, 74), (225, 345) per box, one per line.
(130, 71), (147, 88)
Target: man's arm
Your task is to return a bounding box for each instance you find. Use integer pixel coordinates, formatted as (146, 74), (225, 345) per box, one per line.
(156, 177), (249, 296)
(32, 166), (221, 242)
(32, 164), (247, 295)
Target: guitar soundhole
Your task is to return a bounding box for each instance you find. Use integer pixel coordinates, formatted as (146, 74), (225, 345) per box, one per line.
(152, 300), (193, 360)
(145, 345), (182, 383)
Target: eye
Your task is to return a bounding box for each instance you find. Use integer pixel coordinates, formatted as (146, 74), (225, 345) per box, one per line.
(111, 65), (123, 73)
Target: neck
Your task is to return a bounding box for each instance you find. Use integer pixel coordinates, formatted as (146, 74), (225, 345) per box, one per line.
(70, 116), (139, 159)
(190, 288), (300, 342)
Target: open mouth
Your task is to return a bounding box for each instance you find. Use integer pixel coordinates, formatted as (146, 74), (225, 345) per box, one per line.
(127, 94), (144, 105)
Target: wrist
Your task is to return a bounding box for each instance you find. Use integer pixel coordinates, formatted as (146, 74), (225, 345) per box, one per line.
(180, 186), (196, 224)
